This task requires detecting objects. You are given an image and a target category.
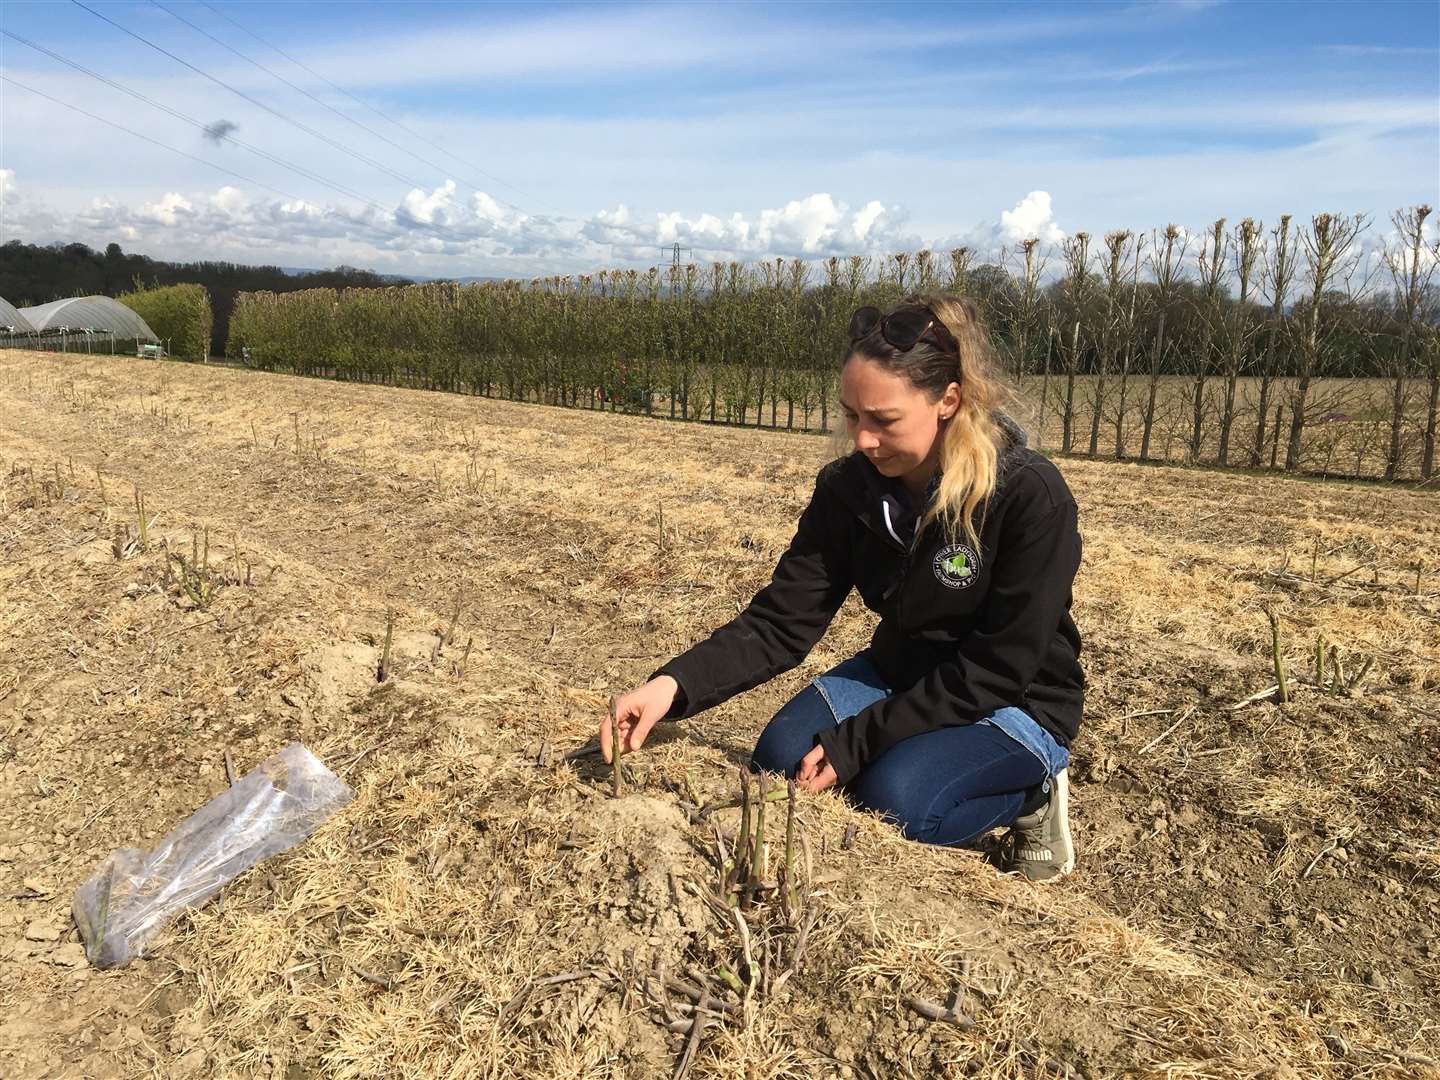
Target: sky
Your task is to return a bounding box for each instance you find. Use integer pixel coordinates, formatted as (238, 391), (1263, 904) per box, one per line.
(0, 0), (1437, 278)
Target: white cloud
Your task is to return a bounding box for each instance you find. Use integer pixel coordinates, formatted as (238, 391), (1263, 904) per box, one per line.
(400, 180), (458, 225)
(209, 186), (249, 214)
(583, 193), (916, 261)
(936, 191), (1070, 258)
(139, 193), (195, 227)
(999, 191), (1066, 246)
(850, 201), (886, 244)
(3, 170), (930, 274)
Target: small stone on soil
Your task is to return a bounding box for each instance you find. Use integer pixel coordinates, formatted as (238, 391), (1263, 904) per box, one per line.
(49, 942), (87, 967)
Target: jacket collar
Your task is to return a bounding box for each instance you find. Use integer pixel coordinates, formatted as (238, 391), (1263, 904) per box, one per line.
(833, 412), (1031, 552)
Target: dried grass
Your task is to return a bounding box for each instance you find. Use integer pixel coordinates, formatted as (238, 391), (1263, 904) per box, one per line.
(0, 351), (1436, 1079)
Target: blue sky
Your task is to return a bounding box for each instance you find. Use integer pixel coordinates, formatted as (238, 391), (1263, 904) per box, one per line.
(1, 0), (1436, 276)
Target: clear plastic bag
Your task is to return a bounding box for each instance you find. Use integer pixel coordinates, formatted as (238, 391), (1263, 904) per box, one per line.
(73, 742), (355, 968)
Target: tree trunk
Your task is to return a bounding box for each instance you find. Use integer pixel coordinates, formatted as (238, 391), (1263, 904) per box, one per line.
(1062, 318), (1080, 453)
(1062, 369), (1076, 453)
(1384, 366), (1406, 481)
(1285, 379), (1310, 471)
(1218, 373), (1239, 466)
(1038, 331), (1054, 451)
(1251, 373), (1273, 468)
(1140, 375), (1160, 460)
(1423, 367), (1438, 479)
(1114, 350), (1132, 459)
(1190, 371), (1207, 462)
(1088, 370), (1106, 457)
(1140, 310), (1166, 461)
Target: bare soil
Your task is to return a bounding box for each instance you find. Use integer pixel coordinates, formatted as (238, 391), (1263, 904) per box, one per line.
(1, 352), (1437, 1079)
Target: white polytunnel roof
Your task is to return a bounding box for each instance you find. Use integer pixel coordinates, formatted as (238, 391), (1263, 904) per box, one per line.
(0, 296), (35, 333)
(19, 295), (157, 339)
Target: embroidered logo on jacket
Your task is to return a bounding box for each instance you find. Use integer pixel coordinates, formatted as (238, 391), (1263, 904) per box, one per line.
(932, 544), (980, 589)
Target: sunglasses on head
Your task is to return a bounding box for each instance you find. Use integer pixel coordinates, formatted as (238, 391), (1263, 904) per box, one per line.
(848, 304), (959, 356)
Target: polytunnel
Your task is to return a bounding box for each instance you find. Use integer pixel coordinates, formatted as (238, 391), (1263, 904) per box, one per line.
(20, 295), (157, 340)
(0, 296), (35, 333)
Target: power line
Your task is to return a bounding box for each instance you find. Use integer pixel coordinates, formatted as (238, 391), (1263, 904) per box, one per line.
(3, 61), (476, 248)
(196, 0), (551, 215)
(0, 74), (308, 205)
(71, 0), (433, 196)
(2, 29), (386, 214)
(156, 0), (535, 218)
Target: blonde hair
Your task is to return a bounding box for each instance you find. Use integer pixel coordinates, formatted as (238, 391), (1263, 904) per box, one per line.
(846, 294), (1012, 549)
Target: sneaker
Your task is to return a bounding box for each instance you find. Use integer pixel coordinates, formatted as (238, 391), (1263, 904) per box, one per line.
(1007, 768), (1074, 882)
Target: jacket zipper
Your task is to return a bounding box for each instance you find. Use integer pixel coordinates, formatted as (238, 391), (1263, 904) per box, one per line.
(871, 487), (931, 634)
(895, 528), (929, 634)
(883, 526), (926, 634)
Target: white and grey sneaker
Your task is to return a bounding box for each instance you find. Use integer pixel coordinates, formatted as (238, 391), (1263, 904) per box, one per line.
(1007, 768), (1075, 882)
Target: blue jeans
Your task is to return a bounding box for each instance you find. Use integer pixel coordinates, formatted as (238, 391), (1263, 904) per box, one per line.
(751, 653), (1070, 847)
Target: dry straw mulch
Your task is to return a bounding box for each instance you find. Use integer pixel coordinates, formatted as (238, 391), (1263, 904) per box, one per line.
(0, 351), (1436, 1079)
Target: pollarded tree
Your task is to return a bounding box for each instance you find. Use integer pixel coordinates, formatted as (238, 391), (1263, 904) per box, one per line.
(700, 262), (727, 422)
(1217, 219), (1264, 467)
(774, 258), (817, 430)
(1090, 230), (1135, 457)
(660, 262), (701, 419)
(1059, 232), (1092, 453)
(1140, 225), (1189, 461)
(1251, 215), (1298, 468)
(714, 263), (759, 425)
(755, 258), (784, 428)
(999, 240), (1049, 440)
(889, 250), (913, 296)
(946, 247), (973, 296)
(1381, 205), (1438, 479)
(1112, 233), (1146, 458)
(911, 248), (936, 295)
(1285, 213), (1368, 472)
(1189, 219), (1231, 461)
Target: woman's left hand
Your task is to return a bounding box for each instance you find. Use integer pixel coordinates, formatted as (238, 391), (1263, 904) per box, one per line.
(796, 744), (837, 794)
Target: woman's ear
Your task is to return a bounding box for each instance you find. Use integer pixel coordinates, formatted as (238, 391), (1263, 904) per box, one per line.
(939, 381), (962, 420)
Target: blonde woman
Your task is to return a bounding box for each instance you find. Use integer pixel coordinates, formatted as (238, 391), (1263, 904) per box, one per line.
(600, 297), (1083, 880)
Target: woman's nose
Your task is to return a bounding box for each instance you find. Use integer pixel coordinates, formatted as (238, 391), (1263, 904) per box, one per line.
(856, 429), (880, 451)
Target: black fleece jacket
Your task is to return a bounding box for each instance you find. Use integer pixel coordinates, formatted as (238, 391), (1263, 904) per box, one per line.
(654, 420), (1084, 784)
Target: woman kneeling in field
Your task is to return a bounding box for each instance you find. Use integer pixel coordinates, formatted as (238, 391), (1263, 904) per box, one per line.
(600, 297), (1084, 880)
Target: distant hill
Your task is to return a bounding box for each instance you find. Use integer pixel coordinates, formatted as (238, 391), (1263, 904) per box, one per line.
(0, 241), (412, 358)
(279, 267), (507, 286)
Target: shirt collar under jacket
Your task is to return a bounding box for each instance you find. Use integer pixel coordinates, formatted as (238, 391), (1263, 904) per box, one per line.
(861, 412), (1031, 550)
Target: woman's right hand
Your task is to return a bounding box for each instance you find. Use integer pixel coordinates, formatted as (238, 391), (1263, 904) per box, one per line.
(600, 675), (679, 762)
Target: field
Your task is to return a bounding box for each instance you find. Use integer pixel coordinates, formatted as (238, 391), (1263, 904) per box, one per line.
(1009, 374), (1436, 479)
(1, 348), (1438, 1079)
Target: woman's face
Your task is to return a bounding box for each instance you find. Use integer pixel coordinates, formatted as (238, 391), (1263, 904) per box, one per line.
(840, 355), (960, 484)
